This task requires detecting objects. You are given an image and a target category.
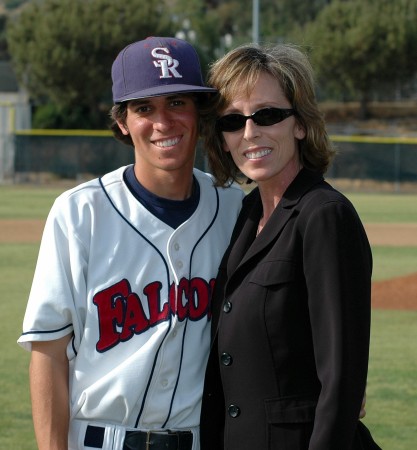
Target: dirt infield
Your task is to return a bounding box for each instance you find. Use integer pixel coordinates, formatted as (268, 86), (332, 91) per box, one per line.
(365, 223), (417, 247)
(1, 220), (416, 310)
(372, 272), (417, 310)
(0, 219), (45, 243)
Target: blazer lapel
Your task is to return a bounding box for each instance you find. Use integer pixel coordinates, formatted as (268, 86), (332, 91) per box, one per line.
(226, 188), (262, 276)
(226, 169), (324, 291)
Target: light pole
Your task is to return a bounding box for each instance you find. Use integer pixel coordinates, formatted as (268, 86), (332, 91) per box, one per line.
(252, 0), (259, 44)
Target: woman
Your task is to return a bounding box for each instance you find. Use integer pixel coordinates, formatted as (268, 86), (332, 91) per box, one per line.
(200, 44), (380, 449)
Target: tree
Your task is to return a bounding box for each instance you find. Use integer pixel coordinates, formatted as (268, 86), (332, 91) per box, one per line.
(261, 0), (332, 41)
(0, 12), (9, 60)
(6, 0), (174, 128)
(299, 0), (417, 118)
(168, 0), (247, 63)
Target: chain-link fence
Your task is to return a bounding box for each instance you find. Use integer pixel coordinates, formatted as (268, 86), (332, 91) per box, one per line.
(328, 135), (417, 192)
(10, 130), (207, 184)
(13, 132), (134, 182)
(3, 130), (417, 192)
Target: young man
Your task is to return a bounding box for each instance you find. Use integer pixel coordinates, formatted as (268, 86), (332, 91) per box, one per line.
(18, 37), (244, 450)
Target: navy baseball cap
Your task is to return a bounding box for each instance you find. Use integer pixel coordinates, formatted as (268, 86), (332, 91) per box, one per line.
(112, 36), (217, 103)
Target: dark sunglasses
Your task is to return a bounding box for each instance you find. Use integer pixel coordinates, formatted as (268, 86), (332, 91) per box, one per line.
(217, 107), (296, 132)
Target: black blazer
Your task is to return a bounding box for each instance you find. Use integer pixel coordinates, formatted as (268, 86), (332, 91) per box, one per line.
(201, 169), (380, 450)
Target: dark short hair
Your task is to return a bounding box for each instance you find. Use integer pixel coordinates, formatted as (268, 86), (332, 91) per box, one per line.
(109, 103), (132, 146)
(110, 102), (133, 147)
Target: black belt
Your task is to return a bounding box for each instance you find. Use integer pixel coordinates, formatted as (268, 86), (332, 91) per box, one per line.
(84, 424), (193, 450)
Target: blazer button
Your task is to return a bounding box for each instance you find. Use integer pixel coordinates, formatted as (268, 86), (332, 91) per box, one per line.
(220, 352), (233, 366)
(223, 300), (232, 313)
(228, 404), (241, 418)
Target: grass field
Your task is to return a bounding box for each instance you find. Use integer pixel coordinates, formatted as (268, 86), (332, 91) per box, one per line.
(365, 310), (417, 449)
(0, 185), (66, 218)
(346, 192), (417, 223)
(1, 185), (416, 449)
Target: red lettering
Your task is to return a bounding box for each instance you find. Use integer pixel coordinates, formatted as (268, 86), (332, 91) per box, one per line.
(93, 279), (130, 352)
(176, 278), (190, 321)
(144, 281), (169, 326)
(119, 291), (149, 341)
(189, 278), (210, 320)
(93, 277), (215, 352)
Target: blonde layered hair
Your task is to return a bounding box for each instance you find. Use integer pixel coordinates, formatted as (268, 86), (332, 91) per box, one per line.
(202, 43), (336, 186)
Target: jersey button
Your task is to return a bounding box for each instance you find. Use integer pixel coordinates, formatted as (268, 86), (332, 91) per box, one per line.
(221, 352), (233, 366)
(174, 243), (180, 251)
(223, 300), (232, 313)
(161, 379), (169, 388)
(176, 260), (183, 269)
(228, 404), (241, 418)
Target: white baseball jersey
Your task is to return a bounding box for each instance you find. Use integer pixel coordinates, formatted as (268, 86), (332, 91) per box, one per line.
(18, 166), (244, 449)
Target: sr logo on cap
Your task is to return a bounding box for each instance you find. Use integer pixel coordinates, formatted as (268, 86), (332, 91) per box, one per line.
(152, 47), (183, 79)
(111, 36), (216, 103)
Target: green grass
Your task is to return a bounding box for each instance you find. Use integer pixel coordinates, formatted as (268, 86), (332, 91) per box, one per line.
(0, 187), (416, 448)
(0, 185), (71, 219)
(372, 246), (417, 281)
(343, 193), (417, 281)
(363, 309), (417, 450)
(1, 185), (416, 222)
(346, 192), (417, 223)
(0, 243), (40, 449)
